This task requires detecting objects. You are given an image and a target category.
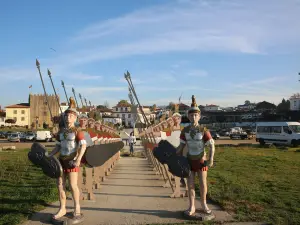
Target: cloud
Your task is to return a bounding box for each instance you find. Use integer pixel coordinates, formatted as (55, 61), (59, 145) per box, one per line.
(71, 72), (103, 80)
(186, 70), (208, 77)
(62, 0), (300, 66)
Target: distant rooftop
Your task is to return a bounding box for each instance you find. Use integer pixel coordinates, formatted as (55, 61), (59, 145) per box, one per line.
(6, 103), (30, 108)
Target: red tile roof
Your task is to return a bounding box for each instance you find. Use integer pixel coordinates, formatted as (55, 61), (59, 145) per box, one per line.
(6, 103), (30, 108)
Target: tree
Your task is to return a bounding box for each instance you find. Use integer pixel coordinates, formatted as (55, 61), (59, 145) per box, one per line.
(256, 101), (276, 110)
(150, 104), (157, 112)
(104, 101), (110, 108)
(245, 100), (251, 105)
(117, 100), (131, 107)
(277, 98), (290, 112)
(97, 105), (106, 109)
(167, 102), (175, 110)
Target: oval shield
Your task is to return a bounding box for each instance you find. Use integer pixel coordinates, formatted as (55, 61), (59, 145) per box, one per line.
(167, 155), (191, 178)
(152, 140), (177, 164)
(41, 156), (63, 179)
(28, 142), (47, 166)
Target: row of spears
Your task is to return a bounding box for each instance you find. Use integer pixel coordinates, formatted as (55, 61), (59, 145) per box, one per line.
(28, 59), (126, 201)
(124, 73), (191, 198)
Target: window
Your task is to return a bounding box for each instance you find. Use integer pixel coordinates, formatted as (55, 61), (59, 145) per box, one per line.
(13, 110), (17, 114)
(21, 110), (25, 114)
(122, 114), (125, 118)
(13, 117), (17, 121)
(116, 108), (118, 111)
(289, 125), (300, 133)
(21, 117), (25, 121)
(125, 108), (128, 112)
(271, 126), (281, 134)
(283, 126), (291, 134)
(128, 114), (131, 118)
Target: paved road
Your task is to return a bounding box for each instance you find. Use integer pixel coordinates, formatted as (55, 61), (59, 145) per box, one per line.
(22, 156), (233, 225)
(0, 137), (258, 150)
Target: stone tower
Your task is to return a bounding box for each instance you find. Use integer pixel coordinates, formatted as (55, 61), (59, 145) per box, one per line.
(29, 94), (60, 128)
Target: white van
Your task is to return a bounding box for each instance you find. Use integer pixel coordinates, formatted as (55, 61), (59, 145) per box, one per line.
(36, 130), (53, 142)
(256, 122), (300, 147)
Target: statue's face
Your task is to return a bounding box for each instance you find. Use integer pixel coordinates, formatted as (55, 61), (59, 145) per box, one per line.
(172, 115), (181, 125)
(188, 112), (201, 124)
(95, 123), (101, 130)
(65, 112), (77, 126)
(161, 121), (168, 129)
(88, 120), (95, 128)
(79, 118), (88, 128)
(167, 118), (174, 128)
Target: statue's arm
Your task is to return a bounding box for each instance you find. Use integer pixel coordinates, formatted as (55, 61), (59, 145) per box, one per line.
(176, 128), (186, 156)
(204, 131), (215, 167)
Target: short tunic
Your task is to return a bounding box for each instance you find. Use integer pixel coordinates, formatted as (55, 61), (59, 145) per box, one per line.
(180, 125), (212, 171)
(56, 128), (87, 173)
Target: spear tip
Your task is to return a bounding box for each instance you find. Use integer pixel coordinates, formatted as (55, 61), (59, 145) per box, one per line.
(47, 69), (51, 76)
(61, 80), (64, 85)
(36, 59), (40, 67)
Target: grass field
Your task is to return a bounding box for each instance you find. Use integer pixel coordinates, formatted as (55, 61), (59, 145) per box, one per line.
(1, 146), (300, 225)
(0, 149), (58, 225)
(199, 145), (300, 225)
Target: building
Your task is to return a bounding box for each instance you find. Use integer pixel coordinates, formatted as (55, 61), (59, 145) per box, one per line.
(29, 94), (60, 128)
(102, 115), (122, 125)
(112, 101), (156, 127)
(112, 101), (132, 126)
(289, 93), (300, 111)
(237, 103), (256, 111)
(204, 104), (221, 112)
(5, 103), (30, 126)
(60, 102), (69, 112)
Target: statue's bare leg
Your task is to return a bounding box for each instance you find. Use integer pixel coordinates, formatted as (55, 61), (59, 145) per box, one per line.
(198, 170), (211, 213)
(53, 174), (67, 219)
(69, 171), (81, 215)
(185, 171), (196, 215)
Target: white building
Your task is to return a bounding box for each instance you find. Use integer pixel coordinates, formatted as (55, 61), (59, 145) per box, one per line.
(60, 102), (69, 112)
(237, 104), (256, 111)
(289, 93), (300, 111)
(0, 115), (5, 126)
(102, 115), (122, 125)
(112, 103), (156, 127)
(204, 104), (222, 112)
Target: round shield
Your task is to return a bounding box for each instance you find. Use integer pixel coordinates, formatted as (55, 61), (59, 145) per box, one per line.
(28, 142), (47, 166)
(41, 156), (63, 179)
(167, 155), (191, 178)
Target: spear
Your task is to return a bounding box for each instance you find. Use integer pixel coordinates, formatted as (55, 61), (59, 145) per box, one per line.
(35, 59), (54, 125)
(61, 80), (69, 105)
(72, 87), (80, 108)
(48, 69), (67, 128)
(84, 98), (88, 108)
(78, 93), (84, 108)
(89, 100), (92, 108)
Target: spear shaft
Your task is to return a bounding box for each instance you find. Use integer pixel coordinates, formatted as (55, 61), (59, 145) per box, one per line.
(35, 59), (54, 125)
(61, 80), (69, 105)
(79, 93), (84, 108)
(72, 88), (80, 109)
(48, 69), (67, 128)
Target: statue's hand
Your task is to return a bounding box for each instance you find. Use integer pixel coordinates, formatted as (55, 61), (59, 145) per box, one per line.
(208, 159), (214, 167)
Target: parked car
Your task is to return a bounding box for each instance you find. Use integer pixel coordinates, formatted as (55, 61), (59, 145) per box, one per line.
(210, 131), (220, 140)
(7, 133), (21, 142)
(25, 132), (36, 141)
(0, 131), (6, 138)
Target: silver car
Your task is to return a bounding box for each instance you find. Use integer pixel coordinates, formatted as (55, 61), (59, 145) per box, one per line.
(7, 133), (21, 142)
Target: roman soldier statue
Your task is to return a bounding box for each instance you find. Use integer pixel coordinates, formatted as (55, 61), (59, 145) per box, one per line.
(176, 95), (215, 216)
(48, 97), (86, 222)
